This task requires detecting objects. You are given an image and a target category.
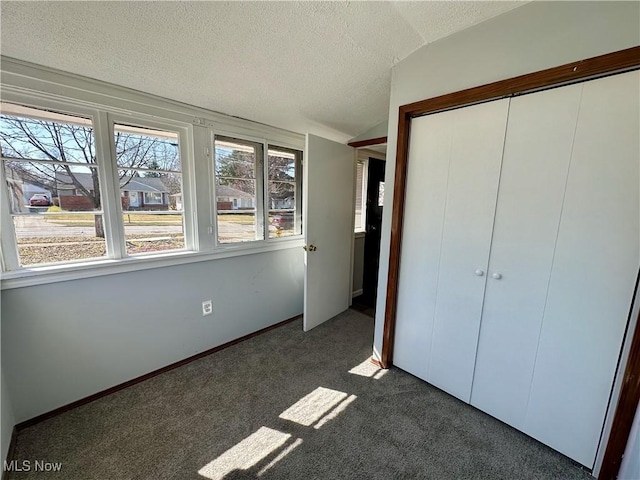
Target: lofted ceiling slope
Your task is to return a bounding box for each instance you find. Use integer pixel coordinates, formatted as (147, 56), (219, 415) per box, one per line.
(0, 1), (524, 142)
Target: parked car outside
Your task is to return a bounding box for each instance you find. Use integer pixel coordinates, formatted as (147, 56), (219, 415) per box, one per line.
(29, 194), (51, 206)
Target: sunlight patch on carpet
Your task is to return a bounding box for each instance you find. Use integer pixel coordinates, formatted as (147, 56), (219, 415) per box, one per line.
(349, 358), (388, 379)
(279, 387), (348, 426)
(257, 438), (303, 476)
(314, 394), (357, 429)
(198, 427), (290, 480)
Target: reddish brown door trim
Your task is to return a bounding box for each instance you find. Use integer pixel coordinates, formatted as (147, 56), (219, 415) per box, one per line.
(380, 45), (640, 478)
(599, 272), (640, 480)
(347, 136), (388, 148)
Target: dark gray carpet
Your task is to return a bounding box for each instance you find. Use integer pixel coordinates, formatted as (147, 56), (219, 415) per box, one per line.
(7, 309), (592, 479)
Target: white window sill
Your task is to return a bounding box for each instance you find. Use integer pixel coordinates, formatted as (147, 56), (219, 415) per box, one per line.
(354, 231), (366, 239)
(0, 237), (305, 290)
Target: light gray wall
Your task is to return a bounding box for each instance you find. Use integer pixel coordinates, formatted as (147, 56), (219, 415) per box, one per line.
(373, 0), (640, 360)
(352, 234), (365, 295)
(2, 248), (303, 422)
(1, 366), (15, 463)
(620, 404), (640, 479)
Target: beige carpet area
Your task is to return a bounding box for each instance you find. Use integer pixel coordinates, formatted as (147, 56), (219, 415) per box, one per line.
(6, 309), (592, 479)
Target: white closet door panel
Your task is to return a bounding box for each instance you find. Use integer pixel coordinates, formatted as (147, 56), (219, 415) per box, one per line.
(524, 71), (640, 468)
(428, 99), (509, 402)
(470, 85), (582, 427)
(394, 111), (454, 380)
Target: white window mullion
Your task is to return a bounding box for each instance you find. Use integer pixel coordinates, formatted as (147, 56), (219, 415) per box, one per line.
(94, 111), (126, 259)
(179, 125), (198, 251)
(254, 142), (265, 241)
(0, 163), (20, 270)
(263, 141), (270, 241)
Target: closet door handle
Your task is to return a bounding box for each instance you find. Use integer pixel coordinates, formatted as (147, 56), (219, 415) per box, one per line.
(492, 272), (502, 280)
(474, 269), (485, 276)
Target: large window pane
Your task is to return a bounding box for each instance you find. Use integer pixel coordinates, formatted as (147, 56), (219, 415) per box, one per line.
(12, 213), (107, 266)
(215, 137), (262, 243)
(1, 103), (107, 266)
(268, 147), (301, 238)
(115, 122), (185, 256)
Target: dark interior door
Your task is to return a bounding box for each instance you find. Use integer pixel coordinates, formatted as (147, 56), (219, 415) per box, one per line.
(362, 157), (386, 307)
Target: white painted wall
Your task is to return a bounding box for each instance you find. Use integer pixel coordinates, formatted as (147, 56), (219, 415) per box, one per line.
(1, 248), (303, 422)
(373, 0), (640, 358)
(619, 404), (640, 480)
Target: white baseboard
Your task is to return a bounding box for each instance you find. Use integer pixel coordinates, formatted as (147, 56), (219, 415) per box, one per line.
(352, 289), (363, 298)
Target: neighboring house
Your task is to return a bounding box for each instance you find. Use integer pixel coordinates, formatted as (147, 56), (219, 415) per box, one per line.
(120, 178), (171, 211)
(215, 184), (254, 210)
(55, 172), (171, 211)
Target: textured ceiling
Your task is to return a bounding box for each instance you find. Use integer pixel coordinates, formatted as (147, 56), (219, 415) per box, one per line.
(0, 1), (524, 142)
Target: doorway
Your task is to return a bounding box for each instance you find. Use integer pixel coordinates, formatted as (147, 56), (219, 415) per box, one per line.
(353, 156), (385, 314)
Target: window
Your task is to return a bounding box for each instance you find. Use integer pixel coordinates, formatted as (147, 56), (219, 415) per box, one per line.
(115, 123), (185, 255)
(268, 146), (302, 238)
(213, 137), (303, 244)
(0, 67), (305, 283)
(214, 136), (263, 243)
(0, 103), (107, 266)
(354, 160), (366, 232)
(143, 192), (163, 205)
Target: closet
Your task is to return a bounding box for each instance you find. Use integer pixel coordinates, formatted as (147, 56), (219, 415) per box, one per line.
(393, 70), (639, 468)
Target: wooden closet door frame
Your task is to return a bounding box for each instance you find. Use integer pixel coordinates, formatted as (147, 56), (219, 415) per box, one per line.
(380, 46), (640, 479)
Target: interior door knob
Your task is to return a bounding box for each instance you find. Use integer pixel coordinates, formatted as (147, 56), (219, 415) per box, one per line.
(492, 272), (502, 280)
(474, 269), (485, 276)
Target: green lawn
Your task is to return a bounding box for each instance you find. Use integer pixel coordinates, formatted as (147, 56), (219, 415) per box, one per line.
(46, 212), (256, 226)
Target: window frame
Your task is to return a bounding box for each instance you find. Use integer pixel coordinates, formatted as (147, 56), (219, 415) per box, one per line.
(354, 159), (368, 233)
(0, 60), (305, 290)
(266, 144), (303, 239)
(213, 133), (265, 246)
(211, 132), (304, 249)
(108, 113), (196, 256)
(0, 97), (112, 267)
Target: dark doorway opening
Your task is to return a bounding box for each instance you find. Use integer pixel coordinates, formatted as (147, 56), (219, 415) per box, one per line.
(355, 157), (386, 312)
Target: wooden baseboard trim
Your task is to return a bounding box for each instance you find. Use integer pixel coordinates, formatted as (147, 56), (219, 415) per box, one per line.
(2, 427), (18, 480)
(15, 314), (302, 431)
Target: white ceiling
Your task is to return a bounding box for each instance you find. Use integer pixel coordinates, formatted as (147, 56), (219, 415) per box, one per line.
(0, 1), (524, 142)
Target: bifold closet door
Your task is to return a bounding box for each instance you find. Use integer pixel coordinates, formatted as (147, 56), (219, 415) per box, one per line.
(393, 109), (455, 382)
(470, 84), (582, 427)
(523, 70), (640, 468)
(394, 99), (509, 402)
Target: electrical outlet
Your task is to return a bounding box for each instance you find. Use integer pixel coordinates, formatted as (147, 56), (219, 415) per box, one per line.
(202, 300), (213, 316)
